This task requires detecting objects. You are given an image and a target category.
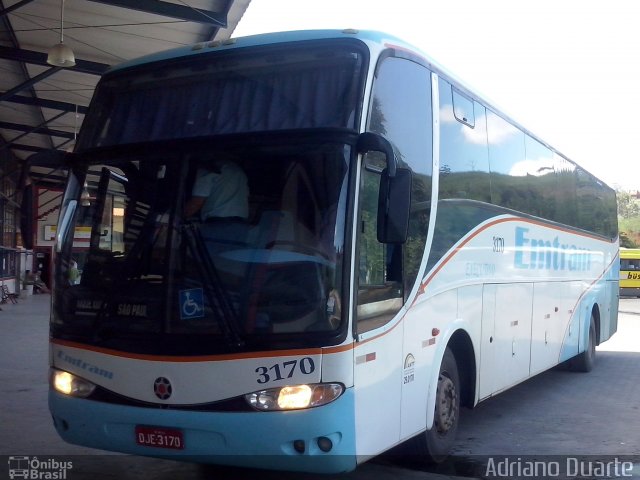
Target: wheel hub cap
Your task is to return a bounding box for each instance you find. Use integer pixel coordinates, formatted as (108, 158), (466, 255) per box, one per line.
(435, 374), (457, 434)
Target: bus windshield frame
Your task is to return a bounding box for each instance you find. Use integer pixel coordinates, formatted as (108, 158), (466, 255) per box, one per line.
(52, 39), (369, 356)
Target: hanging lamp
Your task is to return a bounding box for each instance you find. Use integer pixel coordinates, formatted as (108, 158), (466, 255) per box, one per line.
(47, 0), (76, 67)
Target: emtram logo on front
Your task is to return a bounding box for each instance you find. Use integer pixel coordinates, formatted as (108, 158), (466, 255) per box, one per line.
(154, 377), (173, 400)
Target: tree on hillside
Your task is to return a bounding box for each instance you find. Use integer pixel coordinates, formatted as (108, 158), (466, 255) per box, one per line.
(620, 231), (638, 248)
(617, 189), (640, 219)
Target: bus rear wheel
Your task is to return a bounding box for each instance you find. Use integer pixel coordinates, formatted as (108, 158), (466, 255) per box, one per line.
(412, 347), (460, 463)
(572, 314), (596, 372)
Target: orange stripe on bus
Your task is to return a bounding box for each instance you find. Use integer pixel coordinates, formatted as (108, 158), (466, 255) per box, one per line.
(417, 216), (616, 297)
(50, 338), (353, 362)
(52, 219), (616, 360)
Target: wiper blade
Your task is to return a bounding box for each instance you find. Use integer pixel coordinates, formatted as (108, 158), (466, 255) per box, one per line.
(90, 296), (113, 342)
(182, 223), (245, 347)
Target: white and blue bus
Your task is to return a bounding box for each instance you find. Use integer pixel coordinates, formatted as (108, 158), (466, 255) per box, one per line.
(46, 30), (619, 473)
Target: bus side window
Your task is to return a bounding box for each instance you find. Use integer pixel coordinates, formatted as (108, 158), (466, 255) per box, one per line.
(357, 54), (433, 335)
(356, 165), (404, 332)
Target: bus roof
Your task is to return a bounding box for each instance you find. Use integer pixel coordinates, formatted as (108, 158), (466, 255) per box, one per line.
(106, 29), (401, 73)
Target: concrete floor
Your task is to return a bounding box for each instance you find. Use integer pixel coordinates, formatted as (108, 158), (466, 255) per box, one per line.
(2, 294), (639, 479)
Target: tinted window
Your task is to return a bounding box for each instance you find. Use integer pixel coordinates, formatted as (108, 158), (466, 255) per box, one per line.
(426, 79), (492, 270)
(554, 153), (578, 226)
(523, 135), (555, 219)
(358, 56), (432, 333)
(576, 168), (618, 238)
(487, 109), (527, 210)
(621, 258), (640, 270)
(486, 109), (617, 238)
(452, 87), (475, 127)
(439, 78), (490, 203)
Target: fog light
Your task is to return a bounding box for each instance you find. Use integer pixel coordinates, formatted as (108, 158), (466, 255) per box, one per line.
(293, 439), (305, 453)
(317, 436), (333, 452)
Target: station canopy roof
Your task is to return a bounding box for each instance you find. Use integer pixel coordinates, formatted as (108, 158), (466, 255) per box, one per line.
(0, 0), (251, 187)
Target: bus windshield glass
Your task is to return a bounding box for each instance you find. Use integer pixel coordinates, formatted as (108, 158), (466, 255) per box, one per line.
(53, 135), (353, 355)
(52, 40), (366, 355)
(77, 42), (364, 149)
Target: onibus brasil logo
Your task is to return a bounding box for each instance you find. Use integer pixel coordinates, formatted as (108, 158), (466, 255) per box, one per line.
(8, 456), (73, 479)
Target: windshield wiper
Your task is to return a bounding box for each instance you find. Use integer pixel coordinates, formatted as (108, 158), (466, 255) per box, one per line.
(182, 222), (245, 347)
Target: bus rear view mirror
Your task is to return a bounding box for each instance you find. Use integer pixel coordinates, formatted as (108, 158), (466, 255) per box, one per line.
(377, 167), (411, 244)
(357, 132), (397, 177)
(357, 132), (410, 244)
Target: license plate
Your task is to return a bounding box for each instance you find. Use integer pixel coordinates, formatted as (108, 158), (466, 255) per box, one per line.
(135, 425), (184, 450)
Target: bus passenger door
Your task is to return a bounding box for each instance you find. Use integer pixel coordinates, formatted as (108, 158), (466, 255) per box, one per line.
(353, 52), (434, 459)
(353, 166), (404, 458)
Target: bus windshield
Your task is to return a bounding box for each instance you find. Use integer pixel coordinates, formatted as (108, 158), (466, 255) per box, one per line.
(53, 133), (352, 355)
(52, 40), (366, 355)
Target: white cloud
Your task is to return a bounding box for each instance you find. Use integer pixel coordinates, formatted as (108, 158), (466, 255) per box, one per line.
(234, 0), (640, 189)
(485, 112), (520, 145)
(509, 157), (556, 177)
(441, 107), (518, 147)
(439, 106), (456, 124)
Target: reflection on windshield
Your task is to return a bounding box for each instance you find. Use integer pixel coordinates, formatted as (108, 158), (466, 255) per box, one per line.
(53, 139), (350, 352)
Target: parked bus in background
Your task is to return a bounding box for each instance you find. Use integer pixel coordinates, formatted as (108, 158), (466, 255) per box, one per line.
(44, 30), (619, 473)
(619, 248), (640, 297)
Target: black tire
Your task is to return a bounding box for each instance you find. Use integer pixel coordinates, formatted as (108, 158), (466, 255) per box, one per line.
(572, 314), (596, 372)
(411, 347), (460, 463)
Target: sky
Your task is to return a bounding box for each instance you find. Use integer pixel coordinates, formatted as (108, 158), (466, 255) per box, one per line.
(232, 0), (640, 191)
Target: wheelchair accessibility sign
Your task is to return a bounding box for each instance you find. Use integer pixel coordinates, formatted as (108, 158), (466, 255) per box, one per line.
(179, 288), (204, 320)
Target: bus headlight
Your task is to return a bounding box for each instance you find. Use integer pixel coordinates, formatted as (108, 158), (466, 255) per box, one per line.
(245, 383), (343, 411)
(50, 369), (96, 398)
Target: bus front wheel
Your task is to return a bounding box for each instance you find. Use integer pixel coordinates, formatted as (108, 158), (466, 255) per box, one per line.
(412, 347), (460, 462)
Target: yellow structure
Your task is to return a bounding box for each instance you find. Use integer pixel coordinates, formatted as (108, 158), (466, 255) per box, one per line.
(619, 248), (640, 297)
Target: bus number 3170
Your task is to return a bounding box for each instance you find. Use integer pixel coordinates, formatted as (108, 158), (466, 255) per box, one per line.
(255, 357), (316, 383)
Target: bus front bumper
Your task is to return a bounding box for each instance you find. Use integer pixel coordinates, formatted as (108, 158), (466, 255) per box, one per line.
(49, 388), (356, 474)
